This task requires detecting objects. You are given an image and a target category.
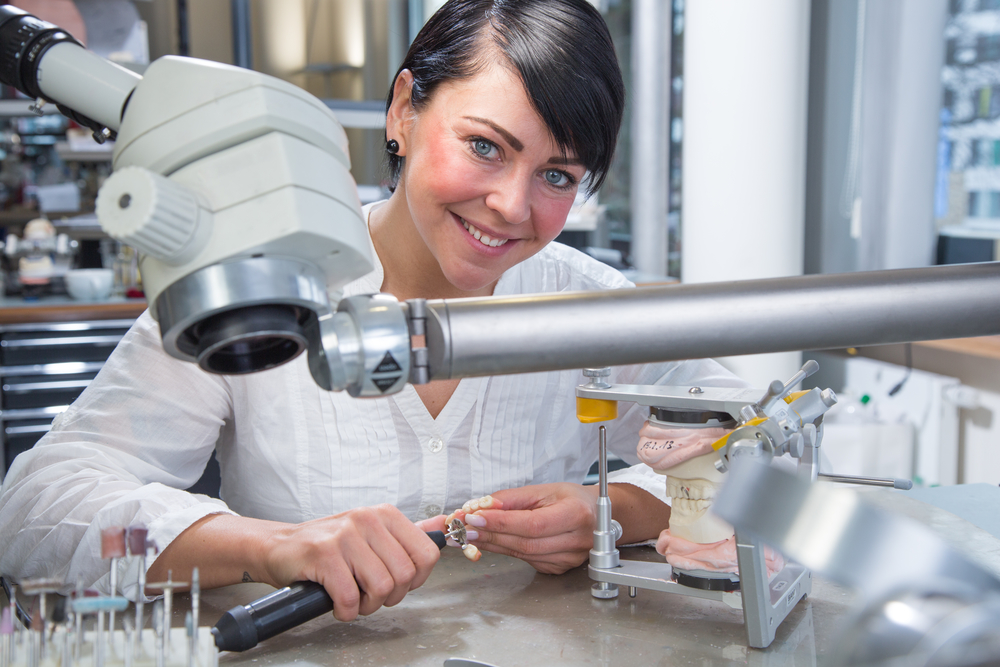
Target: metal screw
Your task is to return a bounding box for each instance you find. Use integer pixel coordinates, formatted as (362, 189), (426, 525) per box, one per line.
(689, 386), (703, 394)
(119, 194), (131, 209)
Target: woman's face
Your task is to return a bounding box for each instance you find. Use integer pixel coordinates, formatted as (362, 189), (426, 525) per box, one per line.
(390, 63), (588, 293)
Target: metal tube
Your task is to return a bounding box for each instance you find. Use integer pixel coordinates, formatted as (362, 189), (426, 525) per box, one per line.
(37, 42), (139, 131)
(630, 0), (669, 276)
(422, 262), (1000, 380)
(818, 473), (913, 489)
(230, 0), (252, 70)
(598, 425), (608, 499)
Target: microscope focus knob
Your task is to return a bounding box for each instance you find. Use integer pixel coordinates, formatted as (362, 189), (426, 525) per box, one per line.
(97, 166), (205, 264)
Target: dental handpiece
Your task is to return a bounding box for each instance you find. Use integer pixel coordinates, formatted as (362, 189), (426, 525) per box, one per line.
(211, 530), (448, 652)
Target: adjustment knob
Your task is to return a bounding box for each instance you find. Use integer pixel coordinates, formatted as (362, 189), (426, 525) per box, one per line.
(96, 166), (204, 263)
(583, 367), (612, 388)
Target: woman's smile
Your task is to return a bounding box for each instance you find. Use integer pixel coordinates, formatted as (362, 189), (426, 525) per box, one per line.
(454, 212), (516, 253)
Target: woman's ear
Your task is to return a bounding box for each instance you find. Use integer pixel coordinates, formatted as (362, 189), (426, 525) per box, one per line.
(386, 69), (416, 157)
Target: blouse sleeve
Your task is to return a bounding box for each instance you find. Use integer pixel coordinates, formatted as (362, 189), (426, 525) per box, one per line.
(0, 311), (237, 599)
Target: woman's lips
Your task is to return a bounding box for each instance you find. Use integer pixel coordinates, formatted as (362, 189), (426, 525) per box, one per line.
(458, 215), (511, 248)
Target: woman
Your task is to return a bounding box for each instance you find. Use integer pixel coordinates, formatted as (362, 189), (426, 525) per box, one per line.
(0, 0), (739, 623)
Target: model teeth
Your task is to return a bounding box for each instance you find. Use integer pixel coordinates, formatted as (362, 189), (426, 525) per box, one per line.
(462, 218), (509, 247)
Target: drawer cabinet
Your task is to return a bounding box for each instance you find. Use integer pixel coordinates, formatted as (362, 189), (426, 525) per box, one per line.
(0, 318), (221, 498)
(0, 320), (134, 475)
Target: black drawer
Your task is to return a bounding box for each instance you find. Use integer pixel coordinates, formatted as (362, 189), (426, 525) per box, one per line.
(3, 415), (59, 473)
(2, 371), (99, 409)
(0, 331), (126, 366)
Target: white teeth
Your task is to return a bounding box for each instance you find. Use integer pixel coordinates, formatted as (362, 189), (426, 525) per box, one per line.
(461, 218), (509, 247)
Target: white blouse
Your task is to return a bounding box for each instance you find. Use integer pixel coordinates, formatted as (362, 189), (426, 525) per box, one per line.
(0, 204), (741, 598)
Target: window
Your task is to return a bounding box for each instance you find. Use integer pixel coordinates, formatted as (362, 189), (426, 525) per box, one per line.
(979, 33), (1000, 62)
(990, 191), (1000, 216)
(946, 37), (959, 65)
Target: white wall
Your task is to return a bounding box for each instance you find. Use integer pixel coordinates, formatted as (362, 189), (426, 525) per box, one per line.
(682, 0), (811, 388)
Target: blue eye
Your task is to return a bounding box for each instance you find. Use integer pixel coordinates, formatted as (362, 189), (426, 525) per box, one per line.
(544, 170), (570, 187)
(474, 139), (494, 157)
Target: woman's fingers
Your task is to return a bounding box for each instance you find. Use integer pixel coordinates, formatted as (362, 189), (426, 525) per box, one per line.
(272, 504), (441, 622)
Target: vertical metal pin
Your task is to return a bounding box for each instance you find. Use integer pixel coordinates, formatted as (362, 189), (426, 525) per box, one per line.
(29, 608), (40, 667)
(101, 528), (126, 638)
(73, 580), (82, 662)
(152, 600), (164, 667)
(184, 611), (193, 667)
(162, 572), (173, 660)
(1, 606), (12, 667)
(128, 527), (148, 661)
(190, 569), (199, 654)
(95, 603), (105, 667)
(122, 609), (133, 667)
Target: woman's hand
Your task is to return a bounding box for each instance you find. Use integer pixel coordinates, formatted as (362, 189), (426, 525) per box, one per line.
(456, 483), (597, 574)
(147, 506), (441, 622)
(431, 483), (672, 575)
(262, 505), (441, 621)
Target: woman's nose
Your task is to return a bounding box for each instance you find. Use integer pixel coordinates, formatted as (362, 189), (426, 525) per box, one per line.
(485, 171), (531, 225)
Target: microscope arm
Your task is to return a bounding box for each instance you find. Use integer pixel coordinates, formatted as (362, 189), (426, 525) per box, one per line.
(406, 261), (1000, 383)
(5, 7), (1000, 399)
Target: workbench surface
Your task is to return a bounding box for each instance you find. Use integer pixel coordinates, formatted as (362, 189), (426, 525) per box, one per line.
(0, 295), (147, 324)
(185, 488), (1000, 667)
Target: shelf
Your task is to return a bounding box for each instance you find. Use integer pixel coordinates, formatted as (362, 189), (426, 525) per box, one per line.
(323, 99), (385, 129)
(0, 100), (58, 118)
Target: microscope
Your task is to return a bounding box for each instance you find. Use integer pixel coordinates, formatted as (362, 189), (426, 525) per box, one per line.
(5, 5), (1000, 658)
(1, 5), (999, 398)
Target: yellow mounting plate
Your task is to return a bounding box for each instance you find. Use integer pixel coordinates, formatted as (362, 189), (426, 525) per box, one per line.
(576, 397), (618, 423)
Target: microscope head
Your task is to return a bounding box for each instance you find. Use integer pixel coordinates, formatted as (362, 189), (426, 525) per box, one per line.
(100, 56), (373, 375)
(0, 7), (377, 379)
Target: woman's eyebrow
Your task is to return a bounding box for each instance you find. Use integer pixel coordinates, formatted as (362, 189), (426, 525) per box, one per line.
(464, 116), (582, 166)
(464, 116), (524, 151)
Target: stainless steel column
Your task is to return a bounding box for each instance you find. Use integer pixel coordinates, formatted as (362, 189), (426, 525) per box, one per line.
(421, 262), (1000, 380)
(630, 0), (670, 277)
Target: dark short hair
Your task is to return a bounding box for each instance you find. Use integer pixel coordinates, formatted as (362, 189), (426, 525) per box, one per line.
(385, 0), (625, 195)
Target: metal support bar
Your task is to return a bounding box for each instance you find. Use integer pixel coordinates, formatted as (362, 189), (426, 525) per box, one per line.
(735, 529), (811, 649)
(231, 0), (253, 69)
(420, 262), (1000, 381)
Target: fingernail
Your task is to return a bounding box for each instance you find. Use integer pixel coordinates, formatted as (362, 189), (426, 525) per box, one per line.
(465, 513), (486, 528)
(465, 529), (479, 541)
(446, 537), (460, 548)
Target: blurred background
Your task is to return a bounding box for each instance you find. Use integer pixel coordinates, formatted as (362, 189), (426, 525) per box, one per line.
(0, 0), (999, 494)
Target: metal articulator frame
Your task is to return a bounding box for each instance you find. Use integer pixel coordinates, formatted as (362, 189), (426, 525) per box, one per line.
(583, 382), (811, 649)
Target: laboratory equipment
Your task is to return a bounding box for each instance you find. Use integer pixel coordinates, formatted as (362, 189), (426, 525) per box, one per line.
(0, 526), (217, 667)
(2, 6), (1000, 400)
(577, 361), (911, 649)
(714, 459), (1000, 666)
(210, 529), (451, 652)
(2, 218), (76, 297)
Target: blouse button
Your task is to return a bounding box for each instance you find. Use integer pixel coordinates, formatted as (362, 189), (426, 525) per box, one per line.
(424, 504), (442, 518)
(428, 437), (444, 453)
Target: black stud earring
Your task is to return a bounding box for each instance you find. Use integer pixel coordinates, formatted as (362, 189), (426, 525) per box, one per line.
(387, 139), (399, 154)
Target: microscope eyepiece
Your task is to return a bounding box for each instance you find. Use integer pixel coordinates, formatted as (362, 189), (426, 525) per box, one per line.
(180, 304), (310, 375)
(0, 7), (83, 100)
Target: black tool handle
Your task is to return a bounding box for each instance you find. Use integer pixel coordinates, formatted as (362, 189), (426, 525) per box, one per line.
(212, 530), (447, 652)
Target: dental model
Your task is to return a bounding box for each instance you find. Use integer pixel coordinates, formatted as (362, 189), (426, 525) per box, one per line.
(444, 495), (501, 561)
(636, 414), (784, 578)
